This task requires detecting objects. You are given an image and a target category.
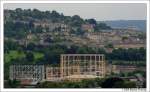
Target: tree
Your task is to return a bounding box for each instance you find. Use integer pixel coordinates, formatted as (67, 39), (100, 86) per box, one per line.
(7, 79), (20, 88)
(124, 81), (136, 88)
(26, 43), (36, 51)
(101, 77), (124, 88)
(25, 51), (34, 62)
(105, 43), (114, 48)
(35, 26), (43, 33)
(29, 20), (34, 29)
(67, 45), (78, 54)
(5, 21), (29, 39)
(32, 9), (43, 19)
(43, 47), (65, 64)
(4, 40), (19, 51)
(107, 47), (146, 61)
(96, 23), (111, 30)
(98, 48), (106, 54)
(81, 79), (97, 88)
(18, 47), (23, 54)
(15, 8), (22, 14)
(71, 15), (84, 27)
(75, 28), (85, 35)
(86, 19), (97, 25)
(122, 36), (128, 41)
(76, 47), (88, 54)
(51, 10), (60, 18)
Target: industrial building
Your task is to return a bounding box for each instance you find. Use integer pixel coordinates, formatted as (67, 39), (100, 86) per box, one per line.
(10, 54), (106, 84)
(60, 54), (106, 81)
(9, 65), (45, 85)
(46, 66), (61, 81)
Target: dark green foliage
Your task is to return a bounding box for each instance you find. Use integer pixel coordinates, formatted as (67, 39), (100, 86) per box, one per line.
(26, 43), (36, 51)
(105, 43), (114, 48)
(4, 40), (19, 53)
(70, 15), (84, 27)
(4, 62), (11, 80)
(4, 21), (29, 39)
(143, 80), (146, 88)
(39, 45), (66, 64)
(101, 77), (136, 88)
(36, 78), (136, 88)
(107, 47), (146, 61)
(76, 47), (88, 54)
(94, 23), (112, 31)
(36, 78), (103, 88)
(75, 28), (85, 35)
(4, 39), (146, 65)
(101, 77), (124, 88)
(124, 81), (136, 88)
(25, 51), (34, 62)
(97, 48), (106, 54)
(86, 19), (97, 25)
(96, 23), (112, 30)
(5, 79), (21, 88)
(4, 8), (111, 38)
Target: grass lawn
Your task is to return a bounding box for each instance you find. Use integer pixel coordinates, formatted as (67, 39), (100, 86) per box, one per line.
(4, 50), (25, 63)
(5, 50), (44, 63)
(34, 52), (44, 60)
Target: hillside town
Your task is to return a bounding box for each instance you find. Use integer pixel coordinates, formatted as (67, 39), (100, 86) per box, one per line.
(5, 19), (146, 49)
(4, 9), (146, 88)
(4, 9), (146, 50)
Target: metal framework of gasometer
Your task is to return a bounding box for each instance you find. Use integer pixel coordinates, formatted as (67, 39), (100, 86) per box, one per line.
(9, 54), (106, 84)
(60, 54), (106, 81)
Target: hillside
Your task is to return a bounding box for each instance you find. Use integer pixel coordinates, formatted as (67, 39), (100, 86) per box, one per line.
(4, 9), (113, 40)
(4, 9), (146, 49)
(4, 8), (146, 81)
(100, 20), (146, 31)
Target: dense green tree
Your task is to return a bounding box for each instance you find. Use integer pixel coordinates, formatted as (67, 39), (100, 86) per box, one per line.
(70, 15), (84, 27)
(76, 47), (88, 54)
(4, 21), (29, 39)
(25, 51), (34, 62)
(124, 81), (136, 88)
(67, 45), (78, 54)
(26, 43), (36, 51)
(105, 43), (114, 48)
(107, 47), (146, 61)
(5, 9), (112, 38)
(101, 77), (124, 88)
(51, 11), (60, 19)
(7, 79), (20, 88)
(43, 47), (65, 64)
(86, 19), (97, 25)
(98, 48), (106, 54)
(75, 28), (85, 35)
(96, 23), (112, 30)
(4, 40), (19, 51)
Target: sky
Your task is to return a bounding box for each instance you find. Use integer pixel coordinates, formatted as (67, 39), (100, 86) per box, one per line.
(4, 3), (147, 21)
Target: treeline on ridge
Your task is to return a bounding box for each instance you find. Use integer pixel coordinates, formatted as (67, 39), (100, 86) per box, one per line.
(4, 8), (111, 39)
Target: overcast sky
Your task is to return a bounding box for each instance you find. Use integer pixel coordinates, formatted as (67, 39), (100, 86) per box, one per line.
(4, 3), (147, 21)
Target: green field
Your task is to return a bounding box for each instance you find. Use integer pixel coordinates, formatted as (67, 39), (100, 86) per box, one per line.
(4, 50), (44, 63)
